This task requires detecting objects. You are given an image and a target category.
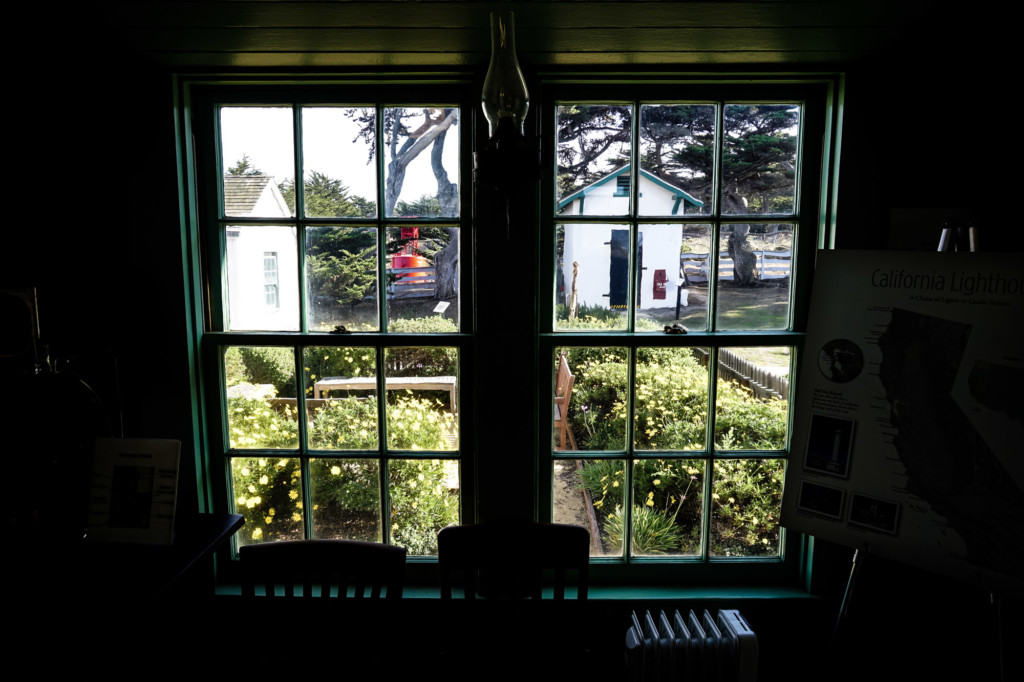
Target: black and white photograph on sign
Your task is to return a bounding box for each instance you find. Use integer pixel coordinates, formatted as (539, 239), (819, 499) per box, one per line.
(804, 413), (855, 477)
(797, 480), (845, 519)
(817, 338), (864, 383)
(109, 464), (156, 529)
(780, 250), (1024, 595)
(848, 493), (900, 535)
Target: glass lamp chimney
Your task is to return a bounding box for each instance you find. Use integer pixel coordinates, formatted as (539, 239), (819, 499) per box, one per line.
(481, 11), (529, 139)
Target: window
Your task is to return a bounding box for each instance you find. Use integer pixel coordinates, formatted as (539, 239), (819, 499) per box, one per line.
(263, 252), (279, 309)
(189, 86), (471, 557)
(182, 76), (840, 579)
(542, 83), (836, 574)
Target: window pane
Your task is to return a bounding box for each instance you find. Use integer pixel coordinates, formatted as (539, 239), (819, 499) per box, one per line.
(632, 458), (704, 556)
(716, 224), (793, 330)
(714, 347), (790, 450)
(221, 107), (295, 217)
(388, 459), (460, 556)
(634, 348), (710, 451)
(300, 107), (377, 218)
(310, 458), (381, 542)
(386, 226), (459, 332)
(304, 346), (378, 451)
(556, 104), (632, 213)
(231, 456), (304, 546)
(561, 458), (625, 557)
(639, 104), (714, 216)
(678, 224), (712, 331)
(555, 224), (630, 331)
(306, 226), (379, 332)
(722, 104), (799, 215)
(385, 347), (458, 450)
(635, 224), (711, 331)
(384, 107), (460, 218)
(553, 348), (628, 452)
(710, 458), (784, 557)
(226, 225), (299, 331)
(224, 346), (299, 450)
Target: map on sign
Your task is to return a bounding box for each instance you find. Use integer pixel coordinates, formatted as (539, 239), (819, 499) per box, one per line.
(781, 250), (1024, 595)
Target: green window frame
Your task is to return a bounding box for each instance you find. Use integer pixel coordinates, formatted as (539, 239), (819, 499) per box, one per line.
(539, 79), (841, 581)
(185, 83), (474, 561)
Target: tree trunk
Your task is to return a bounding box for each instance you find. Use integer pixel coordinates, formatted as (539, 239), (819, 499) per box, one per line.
(430, 112), (459, 300)
(727, 224), (758, 286)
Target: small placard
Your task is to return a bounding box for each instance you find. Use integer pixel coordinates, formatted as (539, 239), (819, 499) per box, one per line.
(433, 301), (450, 314)
(87, 438), (180, 544)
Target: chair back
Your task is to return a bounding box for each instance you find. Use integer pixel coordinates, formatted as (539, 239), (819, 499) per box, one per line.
(438, 521), (589, 600)
(240, 539), (406, 599)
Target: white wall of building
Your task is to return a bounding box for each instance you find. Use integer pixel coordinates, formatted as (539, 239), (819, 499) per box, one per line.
(560, 174), (684, 311)
(226, 225), (299, 330)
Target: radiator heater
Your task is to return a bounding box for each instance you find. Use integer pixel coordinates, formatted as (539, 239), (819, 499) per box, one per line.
(626, 608), (758, 681)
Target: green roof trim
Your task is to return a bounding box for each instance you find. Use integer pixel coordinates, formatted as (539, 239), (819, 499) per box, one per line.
(556, 164), (704, 211)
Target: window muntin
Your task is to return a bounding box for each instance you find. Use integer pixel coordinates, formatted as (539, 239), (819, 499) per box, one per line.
(204, 95), (467, 556)
(548, 96), (804, 563)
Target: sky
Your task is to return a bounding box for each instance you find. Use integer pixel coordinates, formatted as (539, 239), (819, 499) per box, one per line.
(220, 106), (459, 206)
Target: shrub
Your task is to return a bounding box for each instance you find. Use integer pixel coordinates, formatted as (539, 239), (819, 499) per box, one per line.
(388, 316), (458, 334)
(237, 346), (296, 397)
(603, 505), (687, 555)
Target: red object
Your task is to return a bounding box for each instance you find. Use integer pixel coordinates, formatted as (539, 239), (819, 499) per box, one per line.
(653, 269), (668, 299)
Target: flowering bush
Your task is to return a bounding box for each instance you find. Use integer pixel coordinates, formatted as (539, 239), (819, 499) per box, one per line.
(566, 347), (787, 555)
(228, 392), (458, 554)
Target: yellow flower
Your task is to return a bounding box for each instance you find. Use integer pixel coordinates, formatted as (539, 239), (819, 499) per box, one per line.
(653, 479), (661, 485)
(258, 459), (267, 466)
(248, 484), (256, 493)
(240, 467), (250, 476)
(259, 475), (269, 485)
(251, 528), (263, 540)
(268, 508), (275, 516)
(292, 512), (302, 522)
(288, 490), (299, 500)
(264, 516), (273, 524)
(331, 465), (341, 475)
(612, 481), (619, 487)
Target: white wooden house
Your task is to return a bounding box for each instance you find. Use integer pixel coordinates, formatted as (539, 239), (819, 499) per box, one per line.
(223, 175), (299, 330)
(558, 165), (703, 311)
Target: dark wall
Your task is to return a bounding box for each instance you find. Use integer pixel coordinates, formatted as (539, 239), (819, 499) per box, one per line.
(6, 9), (1016, 680)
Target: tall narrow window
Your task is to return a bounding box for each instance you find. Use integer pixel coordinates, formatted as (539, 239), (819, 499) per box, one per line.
(546, 89), (827, 568)
(194, 90), (470, 557)
(263, 252), (279, 309)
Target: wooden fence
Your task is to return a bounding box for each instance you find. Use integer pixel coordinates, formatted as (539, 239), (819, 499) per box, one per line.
(387, 266), (435, 298)
(693, 348), (790, 400)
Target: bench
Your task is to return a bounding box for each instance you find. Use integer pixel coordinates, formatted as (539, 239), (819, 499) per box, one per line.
(554, 353), (577, 451)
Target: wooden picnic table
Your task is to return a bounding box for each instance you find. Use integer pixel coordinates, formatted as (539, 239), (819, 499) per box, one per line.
(313, 375), (458, 413)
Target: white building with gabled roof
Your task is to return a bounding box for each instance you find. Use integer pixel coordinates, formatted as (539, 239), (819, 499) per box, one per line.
(559, 166), (704, 311)
(223, 175), (299, 331)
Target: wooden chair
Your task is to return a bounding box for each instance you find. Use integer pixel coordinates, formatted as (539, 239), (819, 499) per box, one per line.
(553, 353), (577, 451)
(438, 521), (589, 600)
(239, 539), (406, 599)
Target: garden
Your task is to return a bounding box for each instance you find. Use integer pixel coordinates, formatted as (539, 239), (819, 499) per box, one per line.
(553, 346), (789, 557)
(224, 323), (461, 555)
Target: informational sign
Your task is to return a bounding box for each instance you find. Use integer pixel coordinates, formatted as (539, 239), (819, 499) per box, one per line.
(87, 438), (180, 544)
(781, 250), (1024, 595)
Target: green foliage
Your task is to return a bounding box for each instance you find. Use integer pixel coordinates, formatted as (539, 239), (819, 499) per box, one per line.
(227, 154), (262, 176)
(604, 505), (687, 555)
(394, 194), (441, 217)
(227, 396), (299, 449)
(555, 302), (625, 330)
(711, 458), (784, 556)
(279, 171), (375, 218)
(714, 381), (787, 450)
(307, 248), (377, 307)
(388, 316), (458, 334)
(231, 456), (303, 545)
(229, 391), (459, 554)
(303, 347), (376, 399)
(236, 347), (296, 398)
